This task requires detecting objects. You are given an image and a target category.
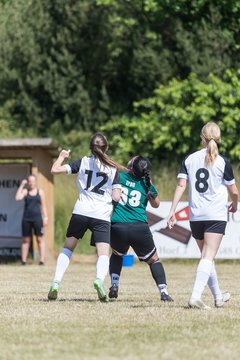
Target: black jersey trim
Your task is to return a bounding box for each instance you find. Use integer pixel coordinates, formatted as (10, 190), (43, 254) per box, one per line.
(68, 159), (82, 174)
(220, 155), (235, 182)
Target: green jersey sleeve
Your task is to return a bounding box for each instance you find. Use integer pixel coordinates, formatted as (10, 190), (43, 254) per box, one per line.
(150, 183), (158, 196)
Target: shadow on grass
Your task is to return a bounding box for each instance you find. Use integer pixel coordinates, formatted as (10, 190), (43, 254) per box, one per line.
(38, 298), (102, 303)
(37, 298), (142, 303)
(130, 303), (186, 309)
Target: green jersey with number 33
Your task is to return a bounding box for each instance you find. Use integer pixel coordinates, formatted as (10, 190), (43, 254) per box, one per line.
(111, 172), (158, 223)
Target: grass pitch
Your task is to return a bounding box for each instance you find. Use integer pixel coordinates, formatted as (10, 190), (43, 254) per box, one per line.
(0, 260), (240, 360)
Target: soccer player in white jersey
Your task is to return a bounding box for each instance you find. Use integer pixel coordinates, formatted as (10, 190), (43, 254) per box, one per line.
(167, 122), (238, 309)
(48, 133), (124, 302)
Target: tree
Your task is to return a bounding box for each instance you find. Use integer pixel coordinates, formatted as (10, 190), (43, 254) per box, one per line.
(0, 0), (239, 140)
(102, 70), (240, 163)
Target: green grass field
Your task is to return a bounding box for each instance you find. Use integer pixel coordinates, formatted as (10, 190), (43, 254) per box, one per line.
(0, 260), (240, 360)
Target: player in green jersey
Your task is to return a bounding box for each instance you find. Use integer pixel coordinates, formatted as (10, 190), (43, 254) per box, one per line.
(109, 156), (173, 302)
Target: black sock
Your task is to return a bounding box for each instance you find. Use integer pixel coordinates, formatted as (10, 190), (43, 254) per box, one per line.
(109, 253), (123, 277)
(149, 261), (166, 286)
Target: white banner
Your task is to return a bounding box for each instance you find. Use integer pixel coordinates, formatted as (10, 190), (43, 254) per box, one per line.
(147, 201), (240, 259)
(0, 164), (30, 247)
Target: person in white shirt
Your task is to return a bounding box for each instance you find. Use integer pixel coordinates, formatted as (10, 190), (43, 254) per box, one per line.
(167, 122), (238, 309)
(48, 133), (123, 302)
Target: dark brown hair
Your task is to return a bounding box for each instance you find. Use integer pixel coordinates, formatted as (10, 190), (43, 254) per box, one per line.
(131, 156), (151, 192)
(90, 133), (126, 171)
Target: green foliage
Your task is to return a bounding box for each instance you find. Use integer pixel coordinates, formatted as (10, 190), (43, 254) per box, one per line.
(0, 0), (240, 141)
(0, 101), (32, 138)
(50, 128), (92, 159)
(0, 0), (93, 134)
(102, 70), (240, 163)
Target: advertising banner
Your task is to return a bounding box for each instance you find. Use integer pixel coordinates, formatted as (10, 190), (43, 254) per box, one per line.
(147, 201), (240, 259)
(0, 164), (30, 256)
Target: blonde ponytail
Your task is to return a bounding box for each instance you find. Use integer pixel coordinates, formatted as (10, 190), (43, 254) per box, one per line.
(205, 139), (218, 166)
(200, 122), (221, 166)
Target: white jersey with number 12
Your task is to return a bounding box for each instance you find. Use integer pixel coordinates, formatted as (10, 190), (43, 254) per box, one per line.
(65, 156), (121, 222)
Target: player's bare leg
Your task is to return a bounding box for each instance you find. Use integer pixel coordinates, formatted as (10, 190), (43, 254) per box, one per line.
(21, 236), (31, 265)
(48, 236), (77, 300)
(94, 242), (110, 302)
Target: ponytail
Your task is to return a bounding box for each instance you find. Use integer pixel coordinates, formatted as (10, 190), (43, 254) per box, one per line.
(205, 139), (219, 166)
(143, 168), (151, 193)
(90, 133), (126, 172)
(200, 122), (221, 167)
(91, 145), (126, 172)
(130, 156), (152, 193)
(142, 166), (157, 201)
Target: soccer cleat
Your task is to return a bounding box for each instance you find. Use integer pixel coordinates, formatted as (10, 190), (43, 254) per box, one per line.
(215, 291), (231, 308)
(109, 284), (118, 299)
(93, 279), (108, 302)
(161, 292), (174, 302)
(48, 281), (60, 301)
(188, 297), (211, 310)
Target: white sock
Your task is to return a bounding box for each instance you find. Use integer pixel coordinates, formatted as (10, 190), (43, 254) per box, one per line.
(111, 273), (120, 286)
(54, 252), (71, 283)
(158, 284), (168, 295)
(96, 255), (109, 282)
(191, 258), (213, 300)
(207, 261), (222, 301)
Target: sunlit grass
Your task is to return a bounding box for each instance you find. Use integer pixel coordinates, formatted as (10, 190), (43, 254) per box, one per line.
(0, 261), (240, 360)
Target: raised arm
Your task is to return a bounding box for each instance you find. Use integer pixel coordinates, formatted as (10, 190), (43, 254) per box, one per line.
(227, 183), (239, 213)
(167, 178), (187, 229)
(15, 179), (28, 201)
(51, 149), (71, 174)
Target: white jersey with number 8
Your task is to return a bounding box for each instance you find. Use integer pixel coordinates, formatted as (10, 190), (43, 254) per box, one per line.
(178, 148), (235, 221)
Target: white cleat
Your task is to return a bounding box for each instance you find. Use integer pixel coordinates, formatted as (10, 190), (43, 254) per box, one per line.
(188, 297), (211, 310)
(215, 291), (231, 308)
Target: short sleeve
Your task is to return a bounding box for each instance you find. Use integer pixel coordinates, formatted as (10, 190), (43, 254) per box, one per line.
(150, 183), (158, 196)
(66, 159), (82, 174)
(112, 171), (121, 189)
(223, 158), (235, 185)
(177, 158), (188, 180)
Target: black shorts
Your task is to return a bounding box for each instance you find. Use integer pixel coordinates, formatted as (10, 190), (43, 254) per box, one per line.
(22, 218), (44, 237)
(66, 214), (111, 246)
(110, 222), (156, 261)
(190, 220), (227, 240)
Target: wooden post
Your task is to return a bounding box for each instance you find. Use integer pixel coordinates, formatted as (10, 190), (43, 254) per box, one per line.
(31, 149), (55, 261)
